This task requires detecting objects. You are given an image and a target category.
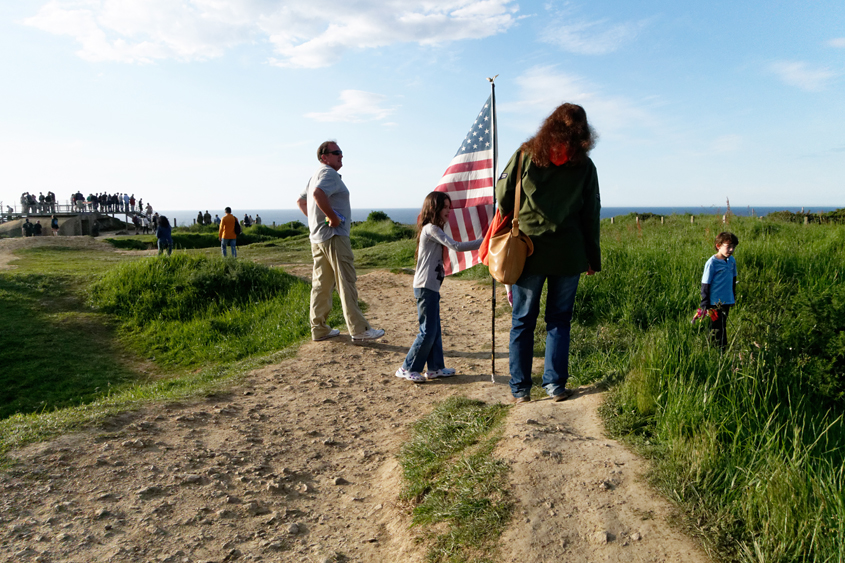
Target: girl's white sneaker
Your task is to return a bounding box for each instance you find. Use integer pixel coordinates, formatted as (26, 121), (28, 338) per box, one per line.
(395, 367), (426, 383)
(424, 368), (456, 379)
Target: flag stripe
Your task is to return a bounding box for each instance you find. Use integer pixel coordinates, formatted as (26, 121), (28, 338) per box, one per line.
(434, 96), (495, 276)
(442, 158), (493, 176)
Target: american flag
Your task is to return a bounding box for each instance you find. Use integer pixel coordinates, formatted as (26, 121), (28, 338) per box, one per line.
(434, 95), (496, 275)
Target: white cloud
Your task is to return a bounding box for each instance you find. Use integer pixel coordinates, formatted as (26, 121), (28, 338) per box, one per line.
(829, 37), (845, 48)
(24, 0), (519, 67)
(539, 8), (650, 55)
(501, 65), (655, 135)
(769, 61), (835, 92)
(305, 90), (397, 123)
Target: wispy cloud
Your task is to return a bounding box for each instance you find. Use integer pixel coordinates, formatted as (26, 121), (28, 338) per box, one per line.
(24, 0), (519, 68)
(539, 6), (650, 55)
(769, 60), (835, 92)
(501, 65), (656, 134)
(829, 37), (845, 48)
(305, 90), (397, 123)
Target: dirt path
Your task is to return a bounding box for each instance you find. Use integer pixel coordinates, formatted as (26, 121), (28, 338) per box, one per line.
(0, 245), (712, 563)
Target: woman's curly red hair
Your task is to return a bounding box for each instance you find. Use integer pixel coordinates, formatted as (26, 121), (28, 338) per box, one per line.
(521, 103), (597, 167)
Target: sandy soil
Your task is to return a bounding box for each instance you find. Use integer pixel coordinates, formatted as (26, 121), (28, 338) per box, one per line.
(0, 238), (712, 563)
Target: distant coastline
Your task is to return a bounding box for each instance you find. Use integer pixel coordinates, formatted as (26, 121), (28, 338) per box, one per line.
(157, 206), (841, 228)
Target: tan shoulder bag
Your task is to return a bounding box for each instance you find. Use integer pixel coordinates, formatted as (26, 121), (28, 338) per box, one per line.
(487, 152), (534, 284)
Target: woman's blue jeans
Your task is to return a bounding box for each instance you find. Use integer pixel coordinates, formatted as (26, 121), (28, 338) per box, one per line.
(509, 273), (580, 399)
(402, 288), (444, 374)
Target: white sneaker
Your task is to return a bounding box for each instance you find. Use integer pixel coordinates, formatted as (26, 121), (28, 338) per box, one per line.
(425, 368), (456, 379)
(352, 328), (385, 341)
(313, 328), (340, 341)
(395, 367), (426, 383)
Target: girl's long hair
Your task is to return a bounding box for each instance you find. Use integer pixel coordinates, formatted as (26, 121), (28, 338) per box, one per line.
(521, 103), (597, 167)
(159, 216), (171, 229)
(415, 191), (451, 262)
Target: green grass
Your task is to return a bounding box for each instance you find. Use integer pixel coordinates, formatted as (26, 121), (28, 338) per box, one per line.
(88, 254), (344, 367)
(349, 218), (415, 249)
(0, 274), (139, 419)
(593, 214), (845, 562)
(10, 244), (133, 274)
(399, 396), (511, 563)
(0, 243), (344, 450)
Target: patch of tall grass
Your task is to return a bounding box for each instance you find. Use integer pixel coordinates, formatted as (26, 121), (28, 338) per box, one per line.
(88, 254), (343, 367)
(595, 214), (845, 562)
(399, 396), (511, 563)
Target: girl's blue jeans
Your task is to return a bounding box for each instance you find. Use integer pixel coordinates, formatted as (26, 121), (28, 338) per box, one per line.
(402, 288), (444, 374)
(509, 273), (580, 399)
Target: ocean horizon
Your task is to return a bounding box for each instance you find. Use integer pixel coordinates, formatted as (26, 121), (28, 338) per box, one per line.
(157, 206), (841, 228)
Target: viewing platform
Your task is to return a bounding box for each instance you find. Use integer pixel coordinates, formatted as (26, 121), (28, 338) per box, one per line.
(0, 208), (133, 238)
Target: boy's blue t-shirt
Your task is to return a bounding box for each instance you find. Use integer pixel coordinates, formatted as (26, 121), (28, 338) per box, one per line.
(701, 255), (737, 306)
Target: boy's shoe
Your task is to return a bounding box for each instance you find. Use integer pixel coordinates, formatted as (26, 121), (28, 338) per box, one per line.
(395, 367), (426, 383)
(313, 328), (340, 341)
(551, 388), (577, 402)
(352, 328), (385, 341)
(510, 395), (531, 404)
(425, 368), (456, 379)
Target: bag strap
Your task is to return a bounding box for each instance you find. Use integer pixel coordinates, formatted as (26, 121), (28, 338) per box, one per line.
(512, 151), (524, 236)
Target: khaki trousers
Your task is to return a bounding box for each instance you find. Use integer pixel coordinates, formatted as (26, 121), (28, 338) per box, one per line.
(310, 236), (369, 339)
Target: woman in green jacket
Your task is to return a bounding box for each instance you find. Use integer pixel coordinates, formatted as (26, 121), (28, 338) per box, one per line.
(495, 103), (601, 404)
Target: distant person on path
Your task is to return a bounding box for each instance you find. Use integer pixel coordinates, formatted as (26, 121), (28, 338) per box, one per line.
(214, 214), (220, 225)
(697, 232), (739, 350)
(22, 218), (33, 237)
(156, 216), (174, 256)
(219, 207), (238, 257)
(497, 103), (602, 404)
(395, 192), (483, 383)
(297, 140), (384, 342)
(203, 210), (211, 225)
(33, 221), (43, 236)
(255, 214), (262, 225)
(51, 215), (59, 236)
(197, 211), (204, 226)
(142, 215), (151, 234)
(243, 214), (252, 228)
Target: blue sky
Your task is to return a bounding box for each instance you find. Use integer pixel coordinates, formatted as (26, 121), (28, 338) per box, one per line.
(1, 0), (843, 212)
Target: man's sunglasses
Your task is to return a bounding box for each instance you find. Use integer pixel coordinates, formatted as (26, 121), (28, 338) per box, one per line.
(325, 150), (342, 156)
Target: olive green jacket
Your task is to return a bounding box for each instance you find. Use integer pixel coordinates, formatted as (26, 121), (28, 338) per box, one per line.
(494, 150), (601, 276)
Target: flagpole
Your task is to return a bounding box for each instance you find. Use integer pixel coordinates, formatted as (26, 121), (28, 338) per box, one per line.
(487, 75), (498, 383)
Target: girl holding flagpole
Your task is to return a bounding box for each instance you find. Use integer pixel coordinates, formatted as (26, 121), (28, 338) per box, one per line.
(395, 191), (484, 383)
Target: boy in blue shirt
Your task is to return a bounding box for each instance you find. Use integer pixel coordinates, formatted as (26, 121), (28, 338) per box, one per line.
(699, 232), (739, 350)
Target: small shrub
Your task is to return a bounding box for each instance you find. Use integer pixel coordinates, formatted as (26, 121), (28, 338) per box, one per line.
(366, 210), (391, 222)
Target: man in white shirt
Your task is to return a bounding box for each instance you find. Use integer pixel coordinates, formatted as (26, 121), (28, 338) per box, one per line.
(297, 141), (384, 342)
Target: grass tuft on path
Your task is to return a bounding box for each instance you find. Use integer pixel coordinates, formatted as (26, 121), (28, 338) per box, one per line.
(400, 396), (511, 563)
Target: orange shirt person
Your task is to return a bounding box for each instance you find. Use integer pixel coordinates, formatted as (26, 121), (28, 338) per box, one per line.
(219, 207), (238, 258)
